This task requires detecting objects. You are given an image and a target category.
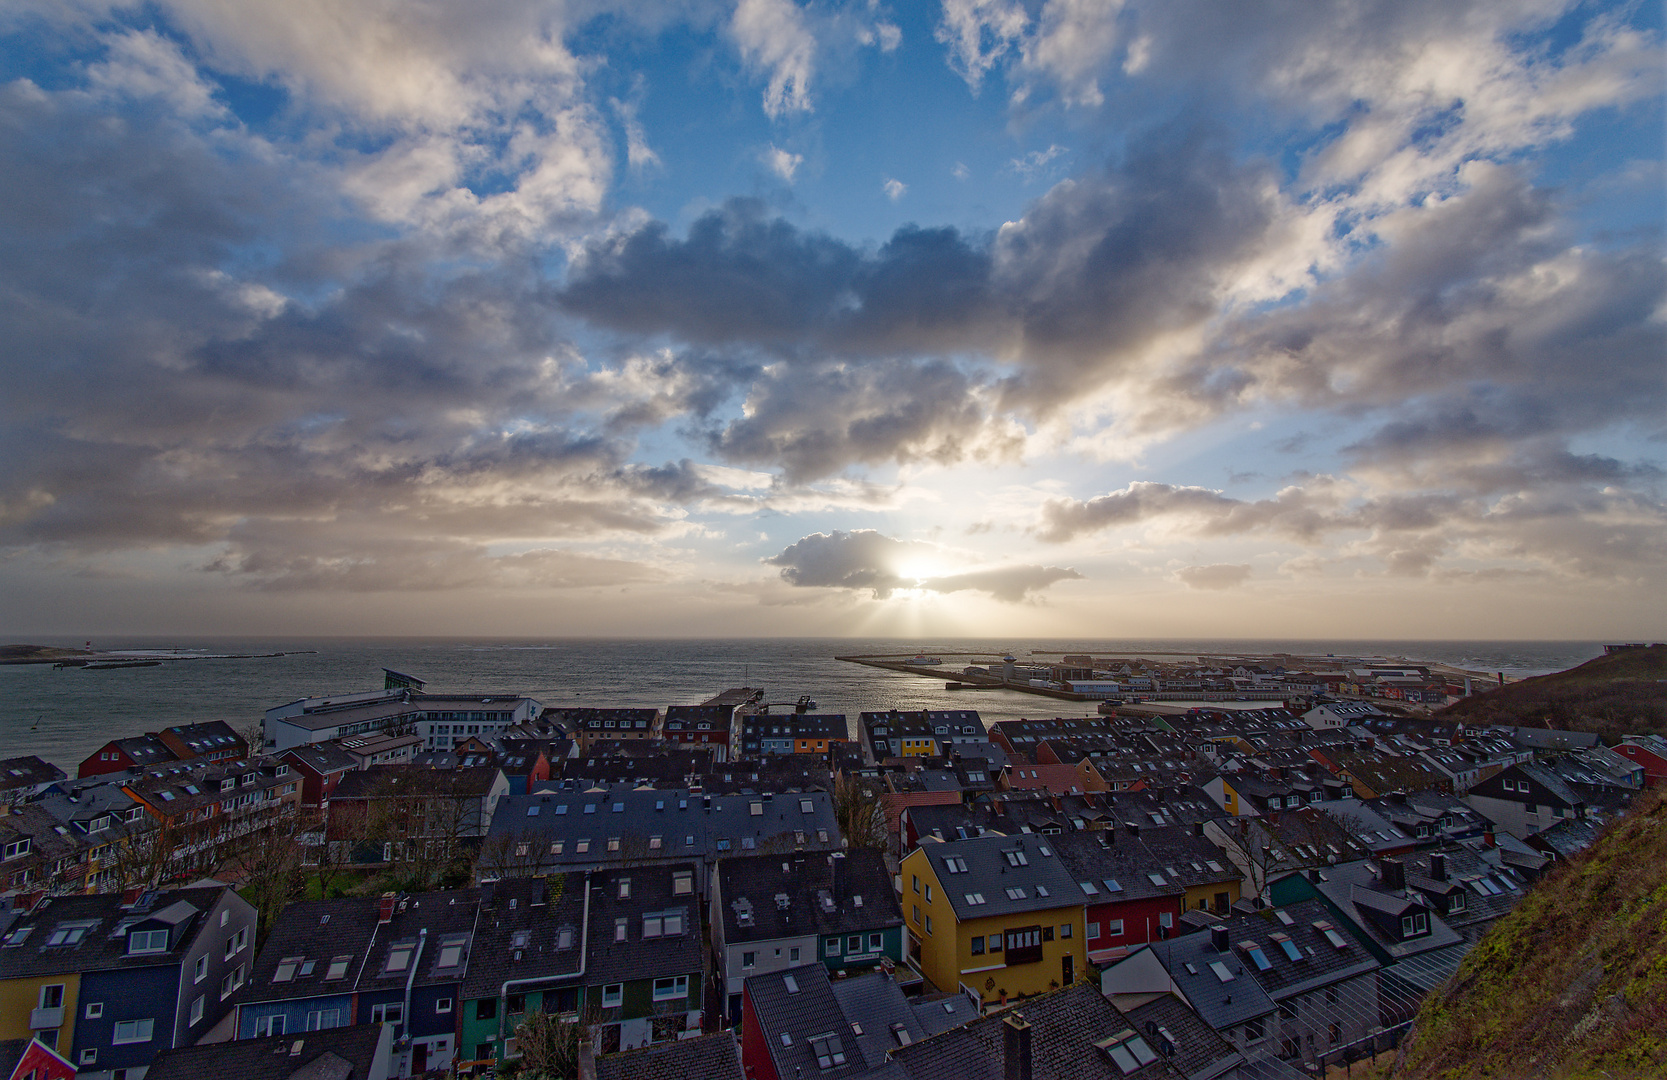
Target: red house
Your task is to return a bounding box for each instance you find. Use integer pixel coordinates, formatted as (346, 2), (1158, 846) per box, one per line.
(1051, 831), (1187, 964)
(0, 1037), (76, 1080)
(1616, 736), (1667, 786)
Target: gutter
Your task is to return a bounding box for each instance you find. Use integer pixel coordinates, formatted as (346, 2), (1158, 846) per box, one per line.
(497, 872), (591, 1049)
(400, 927), (427, 1049)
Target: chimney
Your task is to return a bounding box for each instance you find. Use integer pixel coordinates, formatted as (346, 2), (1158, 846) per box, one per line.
(1125, 821), (1141, 838)
(830, 851), (846, 898)
(1209, 925), (1229, 954)
(121, 887), (144, 908)
(1429, 853), (1446, 882)
(378, 892), (397, 924)
(1482, 829), (1495, 849)
(1379, 858), (1406, 893)
(1003, 1013), (1032, 1080)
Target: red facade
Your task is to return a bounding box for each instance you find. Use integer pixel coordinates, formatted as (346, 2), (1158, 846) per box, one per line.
(1084, 893), (1184, 963)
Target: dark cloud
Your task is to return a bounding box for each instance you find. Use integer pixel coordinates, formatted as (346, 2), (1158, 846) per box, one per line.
(763, 529), (1081, 602)
(1036, 481), (1340, 544)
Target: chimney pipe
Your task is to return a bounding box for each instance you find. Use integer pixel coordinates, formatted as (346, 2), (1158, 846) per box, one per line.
(378, 892), (397, 924)
(1210, 925), (1230, 954)
(1003, 1013), (1032, 1080)
(1380, 858), (1406, 893)
(1429, 853), (1446, 882)
(830, 851), (846, 899)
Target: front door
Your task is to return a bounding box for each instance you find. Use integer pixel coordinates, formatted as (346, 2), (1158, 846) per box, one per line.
(411, 1042), (427, 1074)
(1062, 953), (1074, 986)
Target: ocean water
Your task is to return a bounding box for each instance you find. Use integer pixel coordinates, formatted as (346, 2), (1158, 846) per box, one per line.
(0, 636), (1608, 773)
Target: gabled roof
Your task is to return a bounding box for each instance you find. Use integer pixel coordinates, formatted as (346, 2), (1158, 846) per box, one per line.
(1210, 900), (1380, 1000)
(585, 863), (702, 987)
(1139, 932), (1278, 1032)
(460, 876), (588, 1000)
(913, 833), (1082, 922)
(0, 756), (66, 792)
(1123, 993), (1243, 1080)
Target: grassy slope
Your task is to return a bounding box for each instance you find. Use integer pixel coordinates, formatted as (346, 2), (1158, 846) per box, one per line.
(1439, 644), (1667, 739)
(1394, 784), (1667, 1080)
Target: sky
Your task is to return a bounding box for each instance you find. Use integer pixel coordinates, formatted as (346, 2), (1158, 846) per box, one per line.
(0, 0), (1663, 640)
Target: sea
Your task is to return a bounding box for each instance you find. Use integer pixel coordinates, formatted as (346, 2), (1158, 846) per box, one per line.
(0, 637), (1609, 773)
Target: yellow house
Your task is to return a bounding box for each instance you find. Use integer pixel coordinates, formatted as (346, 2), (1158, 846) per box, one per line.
(0, 970), (79, 1053)
(900, 834), (1085, 1008)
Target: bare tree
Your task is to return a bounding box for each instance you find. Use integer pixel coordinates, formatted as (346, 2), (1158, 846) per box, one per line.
(102, 815), (180, 891)
(359, 769), (485, 891)
(832, 774), (888, 853)
(222, 813), (305, 939)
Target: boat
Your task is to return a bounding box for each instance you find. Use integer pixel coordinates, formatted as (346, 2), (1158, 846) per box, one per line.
(903, 655), (943, 665)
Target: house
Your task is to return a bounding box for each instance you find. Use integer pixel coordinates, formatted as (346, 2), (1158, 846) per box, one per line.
(118, 760), (303, 883)
(899, 833), (1086, 1006)
(145, 1023), (395, 1080)
(0, 883), (256, 1078)
(237, 889), (482, 1076)
(1112, 902), (1382, 1070)
(77, 735), (178, 780)
(738, 714), (850, 757)
(326, 765), (508, 869)
(554, 709), (661, 754)
(263, 691), (422, 753)
(457, 874), (589, 1066)
(0, 1038), (75, 1080)
(1614, 735), (1667, 786)
(662, 705), (737, 759)
(0, 759), (68, 801)
(281, 742), (362, 810)
(1101, 930), (1278, 1060)
(583, 864), (704, 1054)
(1464, 762), (1587, 837)
(712, 849), (903, 1024)
(1050, 830), (1185, 963)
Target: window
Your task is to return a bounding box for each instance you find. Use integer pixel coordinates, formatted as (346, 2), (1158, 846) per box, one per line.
(673, 870), (694, 894)
(912, 874), (919, 893)
(385, 943), (414, 972)
(436, 998), (453, 1014)
(195, 954), (208, 983)
(220, 964), (244, 999)
(652, 975), (689, 1001)
(971, 936), (985, 955)
(46, 924), (91, 947)
(827, 938), (842, 956)
(80, 1049), (97, 1066)
(925, 884), (933, 902)
(1099, 1030), (1159, 1074)
(273, 957), (303, 982)
(1401, 911), (1429, 937)
(743, 951), (756, 968)
(84, 1001), (104, 1019)
(615, 917), (628, 943)
(225, 927), (248, 959)
(325, 955), (352, 980)
(477, 999), (498, 1020)
(3, 838), (30, 859)
(989, 934), (1002, 952)
(307, 1009), (341, 1031)
(253, 1014), (285, 1037)
(189, 995), (204, 1025)
(1060, 922), (1072, 939)
(790, 947), (800, 962)
(113, 1018), (155, 1044)
(912, 904), (920, 925)
(924, 915), (932, 934)
(371, 1002), (404, 1024)
(810, 1033), (847, 1069)
(1088, 922), (1101, 940)
(603, 984), (623, 1008)
(868, 932), (882, 952)
(1105, 919), (1124, 937)
(1004, 850), (1028, 867)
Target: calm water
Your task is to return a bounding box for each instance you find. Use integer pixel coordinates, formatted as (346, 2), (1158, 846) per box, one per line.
(0, 637), (1607, 772)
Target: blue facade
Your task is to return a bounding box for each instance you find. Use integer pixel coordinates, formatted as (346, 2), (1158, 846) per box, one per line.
(72, 965), (180, 1074)
(238, 992), (355, 1039)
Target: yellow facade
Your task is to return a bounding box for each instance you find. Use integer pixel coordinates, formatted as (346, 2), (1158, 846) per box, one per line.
(1182, 879), (1242, 915)
(0, 972), (80, 1049)
(899, 737), (937, 757)
(901, 850), (1086, 1006)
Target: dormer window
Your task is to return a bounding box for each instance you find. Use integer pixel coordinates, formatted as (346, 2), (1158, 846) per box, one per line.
(128, 929), (170, 954)
(1400, 911), (1430, 938)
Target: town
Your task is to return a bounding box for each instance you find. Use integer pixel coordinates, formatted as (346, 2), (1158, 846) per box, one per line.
(0, 654), (1659, 1080)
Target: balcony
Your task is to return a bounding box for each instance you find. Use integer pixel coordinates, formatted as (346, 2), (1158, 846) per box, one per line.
(30, 1006), (64, 1029)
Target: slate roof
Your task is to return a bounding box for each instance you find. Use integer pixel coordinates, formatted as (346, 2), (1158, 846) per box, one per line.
(482, 786), (840, 875)
(1211, 900), (1380, 1000)
(241, 889), (481, 1005)
(0, 756), (66, 793)
(332, 764), (502, 799)
(0, 885), (232, 978)
(828, 970), (934, 1065)
(745, 963), (882, 1080)
(146, 1024), (387, 1080)
(887, 982), (1183, 1080)
(915, 833), (1082, 922)
(1309, 861), (1465, 961)
(1139, 931), (1279, 1032)
(282, 742), (361, 777)
(720, 849), (902, 945)
(1123, 992), (1243, 1080)
(595, 1031), (743, 1080)
(459, 875), (588, 1001)
(585, 863), (703, 987)
(1050, 831), (1186, 906)
(274, 699), (420, 733)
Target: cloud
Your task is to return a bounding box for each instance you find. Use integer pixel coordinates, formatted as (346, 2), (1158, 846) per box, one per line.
(730, 0), (817, 119)
(1009, 144), (1067, 181)
(883, 177), (907, 201)
(765, 144), (804, 182)
(936, 0), (1029, 93)
(763, 529), (1081, 601)
(1175, 563), (1252, 590)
